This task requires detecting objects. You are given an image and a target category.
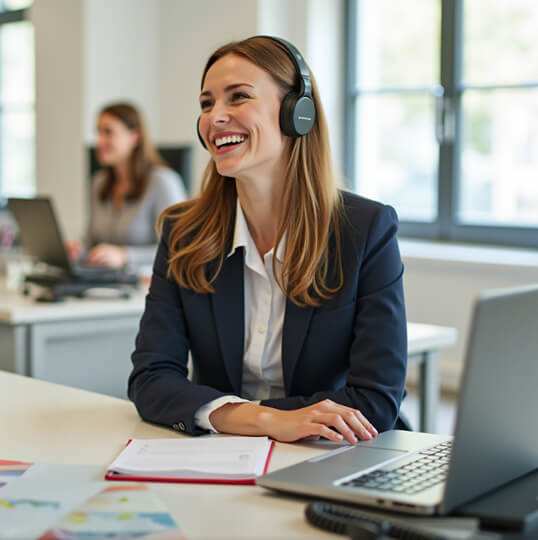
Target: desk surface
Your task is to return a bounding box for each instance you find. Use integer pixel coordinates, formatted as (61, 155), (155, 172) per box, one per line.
(0, 372), (336, 538)
(2, 371), (527, 539)
(0, 287), (147, 323)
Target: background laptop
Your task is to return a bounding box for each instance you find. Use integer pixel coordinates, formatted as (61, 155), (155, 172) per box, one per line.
(257, 284), (538, 515)
(7, 197), (136, 284)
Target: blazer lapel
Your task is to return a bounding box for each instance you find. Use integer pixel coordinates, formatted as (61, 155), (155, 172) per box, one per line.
(210, 249), (245, 394)
(282, 299), (314, 395)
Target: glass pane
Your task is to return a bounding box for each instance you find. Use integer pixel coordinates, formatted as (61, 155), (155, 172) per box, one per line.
(0, 21), (34, 105)
(2, 0), (33, 9)
(459, 89), (538, 226)
(1, 110), (35, 197)
(355, 94), (438, 221)
(356, 0), (441, 88)
(463, 0), (538, 86)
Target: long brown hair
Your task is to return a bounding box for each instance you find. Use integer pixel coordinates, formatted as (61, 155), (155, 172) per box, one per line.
(97, 102), (165, 202)
(160, 36), (343, 307)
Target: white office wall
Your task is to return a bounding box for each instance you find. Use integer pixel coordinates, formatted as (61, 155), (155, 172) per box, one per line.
(157, 0), (259, 194)
(83, 0), (161, 144)
(28, 0), (85, 239)
(403, 250), (538, 390)
(258, 0), (345, 177)
(305, 0), (345, 178)
(257, 0), (308, 51)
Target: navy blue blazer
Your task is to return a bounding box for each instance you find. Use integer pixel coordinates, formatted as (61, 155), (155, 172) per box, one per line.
(128, 190), (407, 436)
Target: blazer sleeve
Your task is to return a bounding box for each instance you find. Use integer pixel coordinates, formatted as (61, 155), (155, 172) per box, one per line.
(260, 204), (407, 432)
(127, 219), (230, 436)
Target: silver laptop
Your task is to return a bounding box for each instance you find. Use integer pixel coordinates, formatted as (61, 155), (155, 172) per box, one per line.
(257, 284), (538, 515)
(7, 197), (134, 283)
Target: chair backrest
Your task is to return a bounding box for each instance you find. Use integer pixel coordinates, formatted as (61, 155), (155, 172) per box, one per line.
(87, 145), (192, 193)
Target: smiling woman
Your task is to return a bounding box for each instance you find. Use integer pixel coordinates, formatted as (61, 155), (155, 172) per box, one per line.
(128, 36), (407, 445)
(66, 103), (187, 270)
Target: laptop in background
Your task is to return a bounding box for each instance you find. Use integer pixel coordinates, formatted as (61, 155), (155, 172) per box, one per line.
(257, 285), (538, 516)
(7, 197), (137, 285)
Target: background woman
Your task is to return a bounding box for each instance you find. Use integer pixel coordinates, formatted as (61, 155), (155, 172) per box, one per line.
(128, 37), (407, 443)
(67, 102), (187, 269)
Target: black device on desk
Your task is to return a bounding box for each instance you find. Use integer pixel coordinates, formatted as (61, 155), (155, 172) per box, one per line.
(7, 197), (138, 300)
(306, 502), (449, 539)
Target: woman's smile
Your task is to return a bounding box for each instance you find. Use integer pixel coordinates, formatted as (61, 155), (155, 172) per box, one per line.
(212, 131), (249, 154)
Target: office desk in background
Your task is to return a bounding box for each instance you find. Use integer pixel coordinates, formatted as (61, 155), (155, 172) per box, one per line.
(1, 371), (533, 539)
(0, 289), (456, 432)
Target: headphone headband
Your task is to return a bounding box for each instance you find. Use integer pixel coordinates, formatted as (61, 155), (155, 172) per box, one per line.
(257, 35), (313, 98)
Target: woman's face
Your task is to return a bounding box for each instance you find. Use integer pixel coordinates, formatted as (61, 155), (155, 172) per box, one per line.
(198, 53), (288, 180)
(96, 113), (139, 167)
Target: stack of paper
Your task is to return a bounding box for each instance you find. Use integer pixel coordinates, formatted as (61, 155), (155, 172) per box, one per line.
(106, 436), (274, 485)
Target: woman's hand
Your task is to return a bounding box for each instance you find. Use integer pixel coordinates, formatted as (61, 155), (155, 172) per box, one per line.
(65, 240), (83, 261)
(85, 243), (127, 268)
(209, 399), (378, 444)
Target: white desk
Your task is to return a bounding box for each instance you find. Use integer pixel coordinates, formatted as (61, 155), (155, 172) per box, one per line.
(0, 288), (146, 398)
(0, 289), (456, 432)
(407, 322), (457, 432)
(2, 372), (527, 539)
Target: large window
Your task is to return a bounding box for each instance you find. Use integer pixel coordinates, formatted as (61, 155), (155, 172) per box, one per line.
(0, 0), (34, 199)
(346, 0), (538, 247)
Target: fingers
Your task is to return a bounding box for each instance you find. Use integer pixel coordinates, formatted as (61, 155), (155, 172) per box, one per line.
(262, 401), (379, 445)
(312, 400), (378, 443)
(86, 248), (107, 265)
(86, 245), (125, 268)
(308, 423), (346, 443)
(354, 408), (378, 437)
(65, 241), (82, 261)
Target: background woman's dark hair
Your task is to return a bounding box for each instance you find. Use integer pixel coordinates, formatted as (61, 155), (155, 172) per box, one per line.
(97, 102), (165, 202)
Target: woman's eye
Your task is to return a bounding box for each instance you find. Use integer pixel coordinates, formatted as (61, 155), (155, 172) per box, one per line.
(200, 100), (212, 110)
(231, 92), (249, 102)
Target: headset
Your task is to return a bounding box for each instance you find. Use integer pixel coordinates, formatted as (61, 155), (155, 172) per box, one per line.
(196, 35), (316, 149)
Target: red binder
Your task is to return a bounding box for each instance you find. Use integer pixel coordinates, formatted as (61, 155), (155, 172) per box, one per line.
(105, 439), (275, 485)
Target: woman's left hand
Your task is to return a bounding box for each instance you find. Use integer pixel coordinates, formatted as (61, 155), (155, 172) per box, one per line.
(85, 244), (127, 268)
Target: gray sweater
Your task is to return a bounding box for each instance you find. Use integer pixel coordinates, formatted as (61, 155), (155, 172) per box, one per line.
(86, 166), (187, 269)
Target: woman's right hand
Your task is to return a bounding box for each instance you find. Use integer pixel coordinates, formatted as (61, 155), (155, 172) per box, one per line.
(260, 399), (378, 444)
(209, 399), (378, 444)
(65, 240), (83, 261)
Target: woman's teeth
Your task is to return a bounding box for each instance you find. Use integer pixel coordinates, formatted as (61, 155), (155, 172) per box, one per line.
(215, 135), (246, 148)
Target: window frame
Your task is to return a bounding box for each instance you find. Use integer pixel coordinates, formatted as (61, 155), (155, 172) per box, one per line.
(345, 0), (538, 248)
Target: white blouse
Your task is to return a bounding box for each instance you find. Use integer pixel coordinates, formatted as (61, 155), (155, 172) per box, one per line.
(194, 201), (286, 431)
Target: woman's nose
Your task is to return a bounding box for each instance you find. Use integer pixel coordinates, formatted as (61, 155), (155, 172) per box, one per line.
(208, 101), (230, 125)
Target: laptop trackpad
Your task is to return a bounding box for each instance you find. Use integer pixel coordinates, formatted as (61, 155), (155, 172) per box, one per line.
(309, 446), (406, 481)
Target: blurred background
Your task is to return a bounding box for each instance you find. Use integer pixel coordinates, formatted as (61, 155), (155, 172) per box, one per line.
(0, 0), (537, 425)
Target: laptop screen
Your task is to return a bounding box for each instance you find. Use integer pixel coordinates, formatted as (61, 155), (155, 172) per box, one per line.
(7, 197), (72, 273)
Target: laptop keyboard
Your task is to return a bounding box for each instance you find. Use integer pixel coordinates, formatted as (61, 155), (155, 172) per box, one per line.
(341, 440), (452, 495)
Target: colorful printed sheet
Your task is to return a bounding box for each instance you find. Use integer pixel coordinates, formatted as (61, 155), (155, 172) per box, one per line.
(38, 484), (185, 539)
(0, 459), (33, 488)
(0, 460), (184, 539)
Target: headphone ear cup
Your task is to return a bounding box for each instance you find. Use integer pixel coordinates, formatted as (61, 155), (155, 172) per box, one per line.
(279, 92), (299, 137)
(279, 92), (316, 138)
(196, 117), (207, 149)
